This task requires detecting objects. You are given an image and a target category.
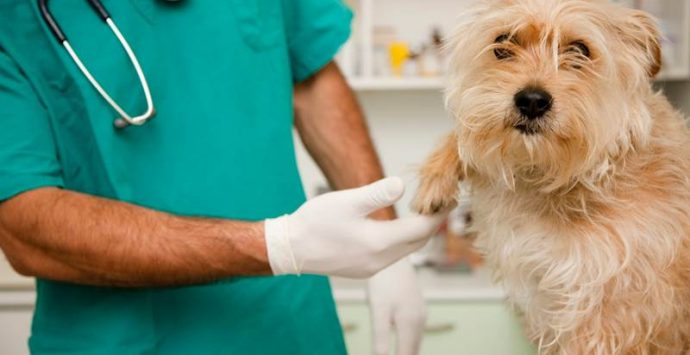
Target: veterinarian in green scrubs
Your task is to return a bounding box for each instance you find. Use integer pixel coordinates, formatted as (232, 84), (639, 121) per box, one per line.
(0, 1), (355, 353)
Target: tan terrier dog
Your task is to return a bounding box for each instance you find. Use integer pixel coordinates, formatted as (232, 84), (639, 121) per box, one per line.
(413, 0), (690, 353)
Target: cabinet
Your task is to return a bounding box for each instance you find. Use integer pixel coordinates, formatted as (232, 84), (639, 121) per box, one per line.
(332, 269), (536, 355)
(338, 302), (534, 355)
(0, 291), (33, 355)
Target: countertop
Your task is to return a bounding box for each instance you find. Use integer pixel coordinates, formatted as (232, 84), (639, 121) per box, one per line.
(0, 256), (505, 306)
(0, 257), (34, 308)
(331, 267), (505, 302)
(0, 256), (32, 290)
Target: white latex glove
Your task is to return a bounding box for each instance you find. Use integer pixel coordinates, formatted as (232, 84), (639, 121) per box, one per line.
(264, 177), (444, 278)
(368, 258), (426, 355)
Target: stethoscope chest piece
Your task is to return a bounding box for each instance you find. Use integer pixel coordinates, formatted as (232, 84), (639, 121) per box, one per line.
(114, 108), (156, 129)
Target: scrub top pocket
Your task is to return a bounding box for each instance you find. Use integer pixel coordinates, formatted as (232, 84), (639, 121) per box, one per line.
(230, 0), (283, 51)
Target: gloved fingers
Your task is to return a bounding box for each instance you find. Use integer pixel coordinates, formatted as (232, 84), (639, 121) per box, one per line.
(379, 213), (447, 245)
(371, 307), (393, 355)
(393, 311), (426, 355)
(410, 237), (433, 252)
(367, 259), (426, 355)
(347, 177), (406, 216)
(393, 239), (432, 264)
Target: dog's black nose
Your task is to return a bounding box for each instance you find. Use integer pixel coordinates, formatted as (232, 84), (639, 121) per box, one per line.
(514, 88), (553, 120)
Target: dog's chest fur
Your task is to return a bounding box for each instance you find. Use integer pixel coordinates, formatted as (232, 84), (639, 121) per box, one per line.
(467, 142), (690, 353)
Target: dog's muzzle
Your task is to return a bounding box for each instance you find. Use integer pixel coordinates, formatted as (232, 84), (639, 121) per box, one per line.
(514, 87), (553, 134)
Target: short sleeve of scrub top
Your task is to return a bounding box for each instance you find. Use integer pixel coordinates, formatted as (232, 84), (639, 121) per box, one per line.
(0, 47), (63, 202)
(282, 0), (354, 82)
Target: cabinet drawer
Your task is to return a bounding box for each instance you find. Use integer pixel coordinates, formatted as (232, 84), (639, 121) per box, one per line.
(338, 303), (372, 355)
(0, 308), (32, 355)
(422, 302), (535, 355)
(337, 302), (536, 355)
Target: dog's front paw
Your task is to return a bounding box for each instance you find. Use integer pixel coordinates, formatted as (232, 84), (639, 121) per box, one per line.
(412, 174), (459, 215)
(413, 133), (464, 215)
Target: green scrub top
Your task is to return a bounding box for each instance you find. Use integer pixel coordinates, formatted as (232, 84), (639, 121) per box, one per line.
(0, 1), (352, 354)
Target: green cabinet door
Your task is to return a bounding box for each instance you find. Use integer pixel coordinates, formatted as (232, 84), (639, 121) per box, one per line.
(337, 301), (536, 355)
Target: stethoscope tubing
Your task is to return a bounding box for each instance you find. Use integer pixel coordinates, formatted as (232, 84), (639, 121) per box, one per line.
(38, 0), (156, 129)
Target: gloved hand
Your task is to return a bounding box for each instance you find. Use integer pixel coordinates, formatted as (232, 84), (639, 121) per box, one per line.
(368, 258), (426, 355)
(264, 177), (444, 278)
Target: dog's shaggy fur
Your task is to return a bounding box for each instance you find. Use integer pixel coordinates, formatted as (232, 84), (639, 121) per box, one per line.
(413, 0), (690, 353)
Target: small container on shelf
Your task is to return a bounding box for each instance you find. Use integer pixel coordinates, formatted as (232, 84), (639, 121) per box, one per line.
(372, 26), (397, 77)
(388, 41), (411, 77)
(414, 27), (446, 78)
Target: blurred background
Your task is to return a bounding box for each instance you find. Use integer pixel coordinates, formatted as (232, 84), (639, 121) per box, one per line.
(1, 1), (689, 354)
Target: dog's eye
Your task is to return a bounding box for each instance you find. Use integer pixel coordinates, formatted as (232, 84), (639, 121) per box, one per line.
(494, 34), (514, 60)
(567, 41), (591, 58)
(495, 34), (511, 43)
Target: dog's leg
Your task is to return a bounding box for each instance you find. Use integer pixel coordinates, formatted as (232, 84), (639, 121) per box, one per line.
(413, 133), (464, 214)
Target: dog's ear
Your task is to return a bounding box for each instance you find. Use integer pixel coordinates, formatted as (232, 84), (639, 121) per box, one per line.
(617, 9), (662, 78)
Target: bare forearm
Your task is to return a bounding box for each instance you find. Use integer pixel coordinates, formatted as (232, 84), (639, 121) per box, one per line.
(295, 63), (387, 190)
(0, 188), (268, 287)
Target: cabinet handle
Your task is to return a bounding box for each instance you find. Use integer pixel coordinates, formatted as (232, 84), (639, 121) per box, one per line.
(341, 322), (359, 333)
(424, 323), (456, 334)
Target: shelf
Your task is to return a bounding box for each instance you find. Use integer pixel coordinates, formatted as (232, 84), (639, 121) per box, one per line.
(348, 77), (445, 91)
(0, 290), (34, 308)
(347, 68), (690, 92)
(341, 0), (689, 90)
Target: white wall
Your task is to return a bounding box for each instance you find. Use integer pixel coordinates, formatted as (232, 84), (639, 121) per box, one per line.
(660, 81), (690, 115)
(295, 90), (452, 216)
(370, 0), (476, 45)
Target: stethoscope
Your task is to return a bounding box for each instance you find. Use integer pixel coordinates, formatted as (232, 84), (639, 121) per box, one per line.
(38, 0), (179, 129)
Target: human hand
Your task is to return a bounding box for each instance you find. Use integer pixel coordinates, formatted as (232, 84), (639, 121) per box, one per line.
(264, 177), (444, 278)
